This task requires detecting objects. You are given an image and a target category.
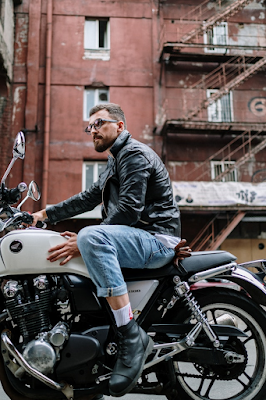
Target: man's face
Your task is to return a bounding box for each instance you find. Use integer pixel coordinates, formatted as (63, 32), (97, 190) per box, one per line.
(88, 109), (123, 153)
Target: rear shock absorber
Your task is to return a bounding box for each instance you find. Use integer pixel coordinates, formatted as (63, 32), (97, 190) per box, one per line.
(163, 276), (220, 348)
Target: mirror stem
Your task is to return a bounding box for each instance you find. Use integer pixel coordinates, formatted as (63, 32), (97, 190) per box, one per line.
(1, 158), (16, 186)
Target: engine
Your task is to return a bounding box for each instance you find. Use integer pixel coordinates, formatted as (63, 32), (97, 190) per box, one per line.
(1, 275), (69, 375)
(0, 274), (111, 385)
(3, 276), (52, 341)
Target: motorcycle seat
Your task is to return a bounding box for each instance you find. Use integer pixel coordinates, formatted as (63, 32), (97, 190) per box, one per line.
(122, 250), (236, 281)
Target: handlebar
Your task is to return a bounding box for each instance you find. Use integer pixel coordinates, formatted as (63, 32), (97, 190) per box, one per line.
(0, 210), (46, 232)
(0, 182), (27, 205)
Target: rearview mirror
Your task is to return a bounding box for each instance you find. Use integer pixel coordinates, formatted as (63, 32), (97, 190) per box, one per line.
(27, 181), (41, 201)
(1, 131), (26, 186)
(17, 181), (41, 210)
(13, 131), (25, 160)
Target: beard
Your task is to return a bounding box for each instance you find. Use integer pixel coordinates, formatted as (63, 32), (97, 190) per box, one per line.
(93, 136), (116, 153)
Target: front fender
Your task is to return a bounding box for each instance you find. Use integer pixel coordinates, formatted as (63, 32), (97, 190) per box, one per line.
(219, 266), (266, 306)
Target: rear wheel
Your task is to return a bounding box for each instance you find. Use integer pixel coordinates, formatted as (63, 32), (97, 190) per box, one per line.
(166, 289), (266, 400)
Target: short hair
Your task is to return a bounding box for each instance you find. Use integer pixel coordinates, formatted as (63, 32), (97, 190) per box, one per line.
(89, 103), (127, 129)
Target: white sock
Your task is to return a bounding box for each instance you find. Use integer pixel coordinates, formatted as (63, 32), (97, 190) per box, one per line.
(111, 303), (133, 328)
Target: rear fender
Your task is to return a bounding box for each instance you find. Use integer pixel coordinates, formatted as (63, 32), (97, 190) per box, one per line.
(193, 266), (266, 306)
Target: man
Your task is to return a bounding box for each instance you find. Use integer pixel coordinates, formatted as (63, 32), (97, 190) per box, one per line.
(33, 103), (188, 397)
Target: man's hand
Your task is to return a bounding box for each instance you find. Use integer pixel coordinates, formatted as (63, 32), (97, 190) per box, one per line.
(174, 239), (192, 262)
(47, 231), (80, 265)
(32, 209), (47, 226)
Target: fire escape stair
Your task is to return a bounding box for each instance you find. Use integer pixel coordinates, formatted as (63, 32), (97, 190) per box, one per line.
(185, 56), (266, 121)
(172, 1), (263, 252)
(180, 0), (254, 44)
(190, 211), (246, 251)
(214, 134), (266, 182)
(186, 130), (266, 181)
(187, 130), (266, 251)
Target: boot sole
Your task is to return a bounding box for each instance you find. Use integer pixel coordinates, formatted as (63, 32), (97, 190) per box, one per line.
(109, 336), (154, 397)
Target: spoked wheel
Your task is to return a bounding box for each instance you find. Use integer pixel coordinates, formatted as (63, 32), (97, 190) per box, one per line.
(166, 288), (266, 400)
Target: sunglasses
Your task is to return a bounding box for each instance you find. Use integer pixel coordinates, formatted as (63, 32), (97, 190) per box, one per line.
(85, 118), (118, 134)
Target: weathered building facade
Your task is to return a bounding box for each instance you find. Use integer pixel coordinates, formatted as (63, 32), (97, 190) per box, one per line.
(6, 0), (266, 261)
(0, 0), (21, 178)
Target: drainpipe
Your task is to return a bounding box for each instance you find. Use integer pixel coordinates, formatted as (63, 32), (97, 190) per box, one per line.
(42, 0), (52, 209)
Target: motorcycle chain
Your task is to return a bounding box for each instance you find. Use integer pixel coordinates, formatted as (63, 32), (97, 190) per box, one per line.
(174, 365), (246, 381)
(151, 364), (243, 382)
(175, 370), (224, 380)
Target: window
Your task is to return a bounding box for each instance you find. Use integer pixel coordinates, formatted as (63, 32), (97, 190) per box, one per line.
(82, 161), (107, 190)
(207, 89), (233, 122)
(84, 19), (110, 60)
(83, 88), (109, 121)
(211, 160), (237, 182)
(204, 22), (228, 53)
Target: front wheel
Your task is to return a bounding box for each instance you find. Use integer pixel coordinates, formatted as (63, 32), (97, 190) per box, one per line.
(166, 288), (266, 400)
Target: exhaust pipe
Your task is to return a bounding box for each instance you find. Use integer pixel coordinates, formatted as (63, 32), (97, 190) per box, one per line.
(213, 314), (238, 327)
(1, 331), (73, 399)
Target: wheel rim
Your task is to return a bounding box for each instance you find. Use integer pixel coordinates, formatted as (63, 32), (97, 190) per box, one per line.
(174, 302), (266, 400)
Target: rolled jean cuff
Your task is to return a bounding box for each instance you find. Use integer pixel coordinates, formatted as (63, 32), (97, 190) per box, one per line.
(97, 283), (128, 298)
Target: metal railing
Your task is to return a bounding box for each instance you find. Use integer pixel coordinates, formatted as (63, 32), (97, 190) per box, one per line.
(190, 211), (246, 251)
(186, 130), (266, 182)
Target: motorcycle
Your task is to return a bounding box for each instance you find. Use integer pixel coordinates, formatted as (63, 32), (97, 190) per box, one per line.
(1, 132), (266, 400)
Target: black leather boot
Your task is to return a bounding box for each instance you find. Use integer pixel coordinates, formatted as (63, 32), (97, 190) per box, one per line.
(109, 318), (154, 397)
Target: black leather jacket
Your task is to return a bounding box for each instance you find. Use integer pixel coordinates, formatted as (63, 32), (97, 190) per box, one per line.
(46, 130), (181, 237)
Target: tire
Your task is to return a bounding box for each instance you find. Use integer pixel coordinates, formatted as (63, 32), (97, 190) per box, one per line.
(165, 288), (266, 400)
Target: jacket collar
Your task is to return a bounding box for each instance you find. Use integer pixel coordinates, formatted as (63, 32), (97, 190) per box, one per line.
(109, 130), (131, 158)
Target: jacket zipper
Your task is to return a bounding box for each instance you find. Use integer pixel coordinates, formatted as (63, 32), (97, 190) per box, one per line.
(102, 174), (113, 217)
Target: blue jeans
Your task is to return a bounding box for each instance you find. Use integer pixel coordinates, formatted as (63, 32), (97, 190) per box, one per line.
(77, 225), (175, 298)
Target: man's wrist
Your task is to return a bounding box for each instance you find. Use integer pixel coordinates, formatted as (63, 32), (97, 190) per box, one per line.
(42, 209), (48, 220)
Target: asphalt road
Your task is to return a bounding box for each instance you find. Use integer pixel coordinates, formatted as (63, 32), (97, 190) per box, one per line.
(0, 384), (166, 400)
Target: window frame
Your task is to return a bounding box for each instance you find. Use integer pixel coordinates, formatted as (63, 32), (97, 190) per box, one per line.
(207, 89), (234, 123)
(210, 160), (237, 182)
(84, 18), (110, 60)
(82, 161), (107, 191)
(83, 88), (109, 121)
(204, 22), (228, 53)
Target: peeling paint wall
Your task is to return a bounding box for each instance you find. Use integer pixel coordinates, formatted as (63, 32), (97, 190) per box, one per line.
(9, 0), (266, 230)
(161, 0), (266, 188)
(0, 0), (16, 179)
(0, 0), (14, 80)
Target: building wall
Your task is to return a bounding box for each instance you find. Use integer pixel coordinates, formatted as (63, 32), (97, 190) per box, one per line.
(11, 0), (158, 209)
(8, 0), (266, 253)
(161, 0), (266, 180)
(0, 0), (16, 179)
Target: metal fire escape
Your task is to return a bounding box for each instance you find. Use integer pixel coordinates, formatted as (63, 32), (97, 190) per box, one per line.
(190, 211), (246, 251)
(180, 0), (254, 44)
(185, 56), (266, 121)
(186, 130), (266, 250)
(187, 130), (266, 182)
(159, 0), (266, 251)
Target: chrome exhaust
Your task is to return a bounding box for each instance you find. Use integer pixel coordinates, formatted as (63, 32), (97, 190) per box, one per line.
(212, 314), (238, 328)
(1, 331), (73, 400)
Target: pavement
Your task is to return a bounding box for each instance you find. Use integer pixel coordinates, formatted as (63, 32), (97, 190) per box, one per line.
(0, 384), (166, 400)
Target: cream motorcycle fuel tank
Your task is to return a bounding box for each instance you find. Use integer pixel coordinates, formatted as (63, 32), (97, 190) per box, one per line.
(0, 228), (159, 316)
(0, 228), (89, 277)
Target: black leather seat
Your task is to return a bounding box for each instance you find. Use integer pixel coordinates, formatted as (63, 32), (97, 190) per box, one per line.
(122, 250), (236, 281)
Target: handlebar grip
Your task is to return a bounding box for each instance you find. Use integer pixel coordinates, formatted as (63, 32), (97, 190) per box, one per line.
(21, 212), (34, 224)
(36, 221), (47, 229)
